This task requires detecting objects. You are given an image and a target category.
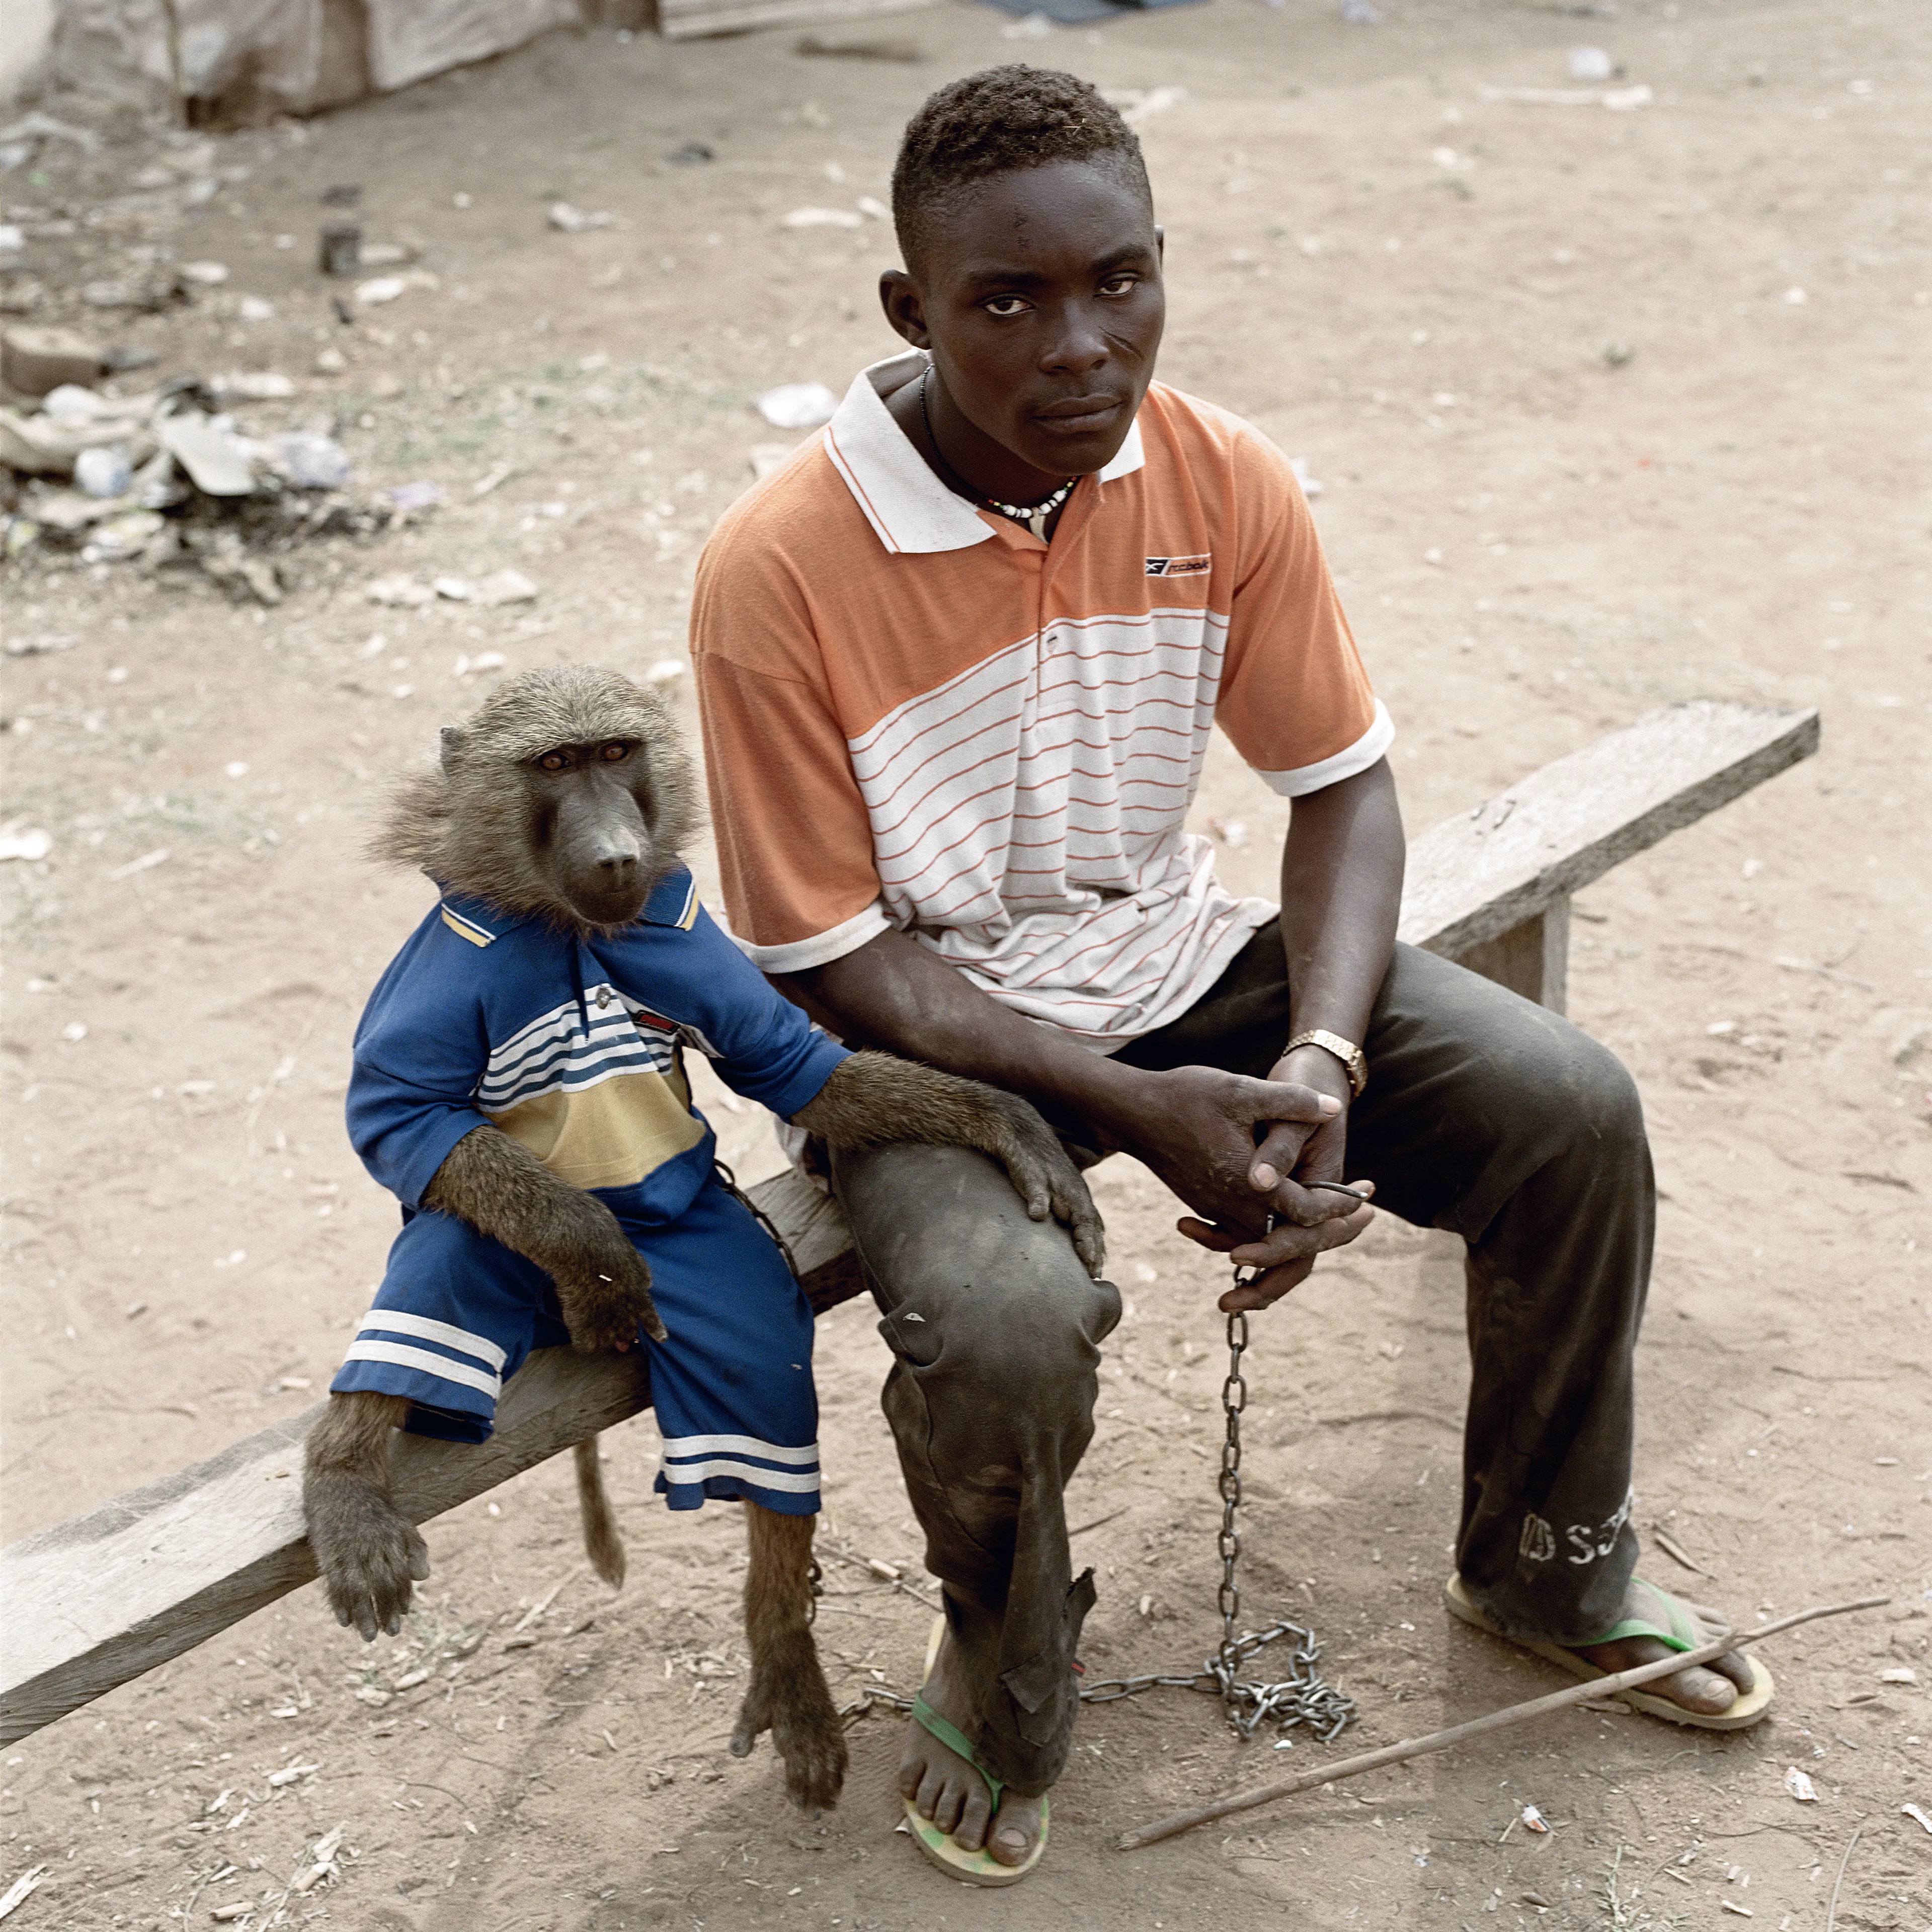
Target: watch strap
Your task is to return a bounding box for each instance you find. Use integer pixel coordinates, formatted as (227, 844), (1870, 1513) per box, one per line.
(1283, 1028), (1368, 1099)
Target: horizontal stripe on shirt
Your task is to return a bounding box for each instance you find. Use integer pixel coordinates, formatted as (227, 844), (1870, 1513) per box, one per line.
(343, 1337), (501, 1399)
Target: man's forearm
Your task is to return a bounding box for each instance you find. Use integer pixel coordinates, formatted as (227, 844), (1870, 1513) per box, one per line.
(773, 932), (1148, 1143)
(1275, 758), (1405, 1071)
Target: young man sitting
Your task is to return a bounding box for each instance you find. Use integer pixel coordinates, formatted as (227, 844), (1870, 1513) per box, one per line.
(692, 65), (1769, 1885)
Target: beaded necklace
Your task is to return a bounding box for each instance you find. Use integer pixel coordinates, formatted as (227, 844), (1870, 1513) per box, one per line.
(921, 366), (1077, 541)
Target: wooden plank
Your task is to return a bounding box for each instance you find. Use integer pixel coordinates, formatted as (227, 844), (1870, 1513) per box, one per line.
(1399, 701), (1818, 961)
(1454, 899), (1571, 1014)
(0, 699), (1819, 1744)
(0, 1171), (855, 1750)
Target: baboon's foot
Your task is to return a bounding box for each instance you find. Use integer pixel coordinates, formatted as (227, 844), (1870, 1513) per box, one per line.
(307, 1474), (430, 1642)
(730, 1649), (849, 1814)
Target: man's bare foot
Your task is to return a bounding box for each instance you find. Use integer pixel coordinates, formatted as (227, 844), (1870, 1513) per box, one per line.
(900, 1627), (1044, 1868)
(1575, 1579), (1756, 1717)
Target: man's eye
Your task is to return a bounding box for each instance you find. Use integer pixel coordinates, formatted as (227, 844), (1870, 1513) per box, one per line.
(1099, 275), (1139, 297)
(982, 296), (1030, 318)
(599, 742), (630, 763)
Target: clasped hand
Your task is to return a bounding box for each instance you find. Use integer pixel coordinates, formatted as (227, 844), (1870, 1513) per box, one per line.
(1106, 1061), (1376, 1312)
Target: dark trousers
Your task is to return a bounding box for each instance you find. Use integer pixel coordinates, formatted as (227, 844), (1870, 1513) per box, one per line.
(829, 932), (1652, 1795)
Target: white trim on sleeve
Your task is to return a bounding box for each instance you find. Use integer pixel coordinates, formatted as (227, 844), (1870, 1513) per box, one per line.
(660, 1458), (822, 1494)
(358, 1307), (509, 1372)
(1251, 698), (1395, 799)
(728, 900), (893, 975)
(660, 1433), (821, 1465)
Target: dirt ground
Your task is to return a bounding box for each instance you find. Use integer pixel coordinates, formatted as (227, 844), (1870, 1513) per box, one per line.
(2, 0), (1928, 1926)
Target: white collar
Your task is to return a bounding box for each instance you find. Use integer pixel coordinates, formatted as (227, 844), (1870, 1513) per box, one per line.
(820, 349), (1147, 556)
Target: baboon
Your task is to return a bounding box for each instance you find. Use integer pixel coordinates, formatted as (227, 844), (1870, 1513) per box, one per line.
(304, 664), (1105, 1813)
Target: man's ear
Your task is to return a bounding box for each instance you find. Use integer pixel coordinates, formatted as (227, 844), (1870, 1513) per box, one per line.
(878, 269), (932, 350)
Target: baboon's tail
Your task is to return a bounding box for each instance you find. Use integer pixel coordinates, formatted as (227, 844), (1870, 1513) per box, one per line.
(574, 1435), (626, 1588)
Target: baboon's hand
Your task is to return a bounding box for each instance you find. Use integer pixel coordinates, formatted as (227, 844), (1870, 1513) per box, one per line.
(308, 1474), (430, 1643)
(548, 1211), (667, 1350)
(979, 1091), (1108, 1277)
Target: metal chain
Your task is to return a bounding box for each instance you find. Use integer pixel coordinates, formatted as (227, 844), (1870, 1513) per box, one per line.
(844, 1219), (1356, 1746)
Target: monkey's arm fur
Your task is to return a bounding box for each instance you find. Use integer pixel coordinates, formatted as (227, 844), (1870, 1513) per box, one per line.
(792, 1050), (1106, 1277)
(422, 1123), (667, 1350)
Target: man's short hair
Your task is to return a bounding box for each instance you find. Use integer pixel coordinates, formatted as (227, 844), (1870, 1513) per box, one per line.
(891, 65), (1150, 275)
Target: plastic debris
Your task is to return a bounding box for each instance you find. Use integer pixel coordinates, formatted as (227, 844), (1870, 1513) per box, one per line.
(1903, 1804), (1932, 1834)
(756, 382), (839, 429)
(1878, 1666), (1917, 1684)
(1520, 1803), (1550, 1833)
(156, 411), (257, 496)
(1783, 1765), (1819, 1802)
(1567, 46), (1615, 81)
(269, 431), (353, 490)
(782, 205), (863, 230)
(0, 1863), (47, 1921)
(74, 444), (132, 499)
(548, 203), (614, 232)
(214, 371), (296, 401)
(0, 826), (52, 862)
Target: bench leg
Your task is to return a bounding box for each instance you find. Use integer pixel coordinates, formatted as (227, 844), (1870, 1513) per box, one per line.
(1453, 898), (1570, 1015)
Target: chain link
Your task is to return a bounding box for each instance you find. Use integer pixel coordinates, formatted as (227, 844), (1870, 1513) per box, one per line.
(838, 1214), (1357, 1747)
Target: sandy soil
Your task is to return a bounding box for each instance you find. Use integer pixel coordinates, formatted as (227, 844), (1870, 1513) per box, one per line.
(2, 1), (1927, 1926)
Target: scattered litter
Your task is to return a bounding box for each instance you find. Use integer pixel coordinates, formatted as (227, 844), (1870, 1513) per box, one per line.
(1520, 1803), (1550, 1833)
(156, 411), (256, 496)
(269, 430), (353, 490)
(548, 203), (614, 233)
(1102, 86), (1186, 128)
(388, 480), (446, 510)
(3, 633), (73, 658)
(109, 848), (169, 880)
(266, 1762), (319, 1788)
(0, 827), (52, 862)
(1784, 1765), (1820, 1802)
(0, 1866), (47, 1922)
(289, 1824), (346, 1895)
(74, 444), (132, 499)
(1290, 455), (1324, 499)
(319, 221), (361, 277)
(2, 324), (104, 396)
(355, 276), (407, 305)
(1480, 83), (1652, 110)
(180, 261), (229, 286)
(1902, 1803), (1932, 1834)
(1718, 1904), (1752, 1920)
(367, 575), (436, 607)
(211, 1905), (250, 1923)
(1567, 46), (1615, 80)
(214, 371), (296, 401)
(1878, 1667), (1917, 1684)
(756, 382), (838, 429)
(355, 1684), (391, 1706)
(782, 205), (863, 230)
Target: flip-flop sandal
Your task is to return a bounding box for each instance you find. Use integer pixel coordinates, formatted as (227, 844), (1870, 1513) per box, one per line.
(1444, 1574), (1775, 1731)
(902, 1613), (1049, 1887)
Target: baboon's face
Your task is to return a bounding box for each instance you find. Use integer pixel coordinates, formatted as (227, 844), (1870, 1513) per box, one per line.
(522, 737), (660, 927)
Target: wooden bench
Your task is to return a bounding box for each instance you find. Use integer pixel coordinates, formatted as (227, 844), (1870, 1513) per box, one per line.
(0, 699), (1818, 1747)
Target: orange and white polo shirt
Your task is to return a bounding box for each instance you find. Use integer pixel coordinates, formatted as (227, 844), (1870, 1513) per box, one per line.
(692, 349), (1393, 1048)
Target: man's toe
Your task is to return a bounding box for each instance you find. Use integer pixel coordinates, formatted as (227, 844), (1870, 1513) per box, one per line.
(988, 1822), (1034, 1869)
(1672, 1664), (1739, 1714)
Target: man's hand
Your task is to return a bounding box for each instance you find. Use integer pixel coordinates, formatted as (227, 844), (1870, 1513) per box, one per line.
(1093, 1059), (1376, 1311)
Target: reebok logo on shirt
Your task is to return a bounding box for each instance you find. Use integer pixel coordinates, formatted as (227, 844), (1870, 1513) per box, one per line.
(1145, 553), (1212, 577)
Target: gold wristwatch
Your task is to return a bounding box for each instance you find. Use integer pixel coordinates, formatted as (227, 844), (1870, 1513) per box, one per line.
(1282, 1028), (1368, 1099)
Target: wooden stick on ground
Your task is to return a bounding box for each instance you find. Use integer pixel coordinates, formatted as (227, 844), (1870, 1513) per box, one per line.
(1117, 1595), (1888, 1852)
